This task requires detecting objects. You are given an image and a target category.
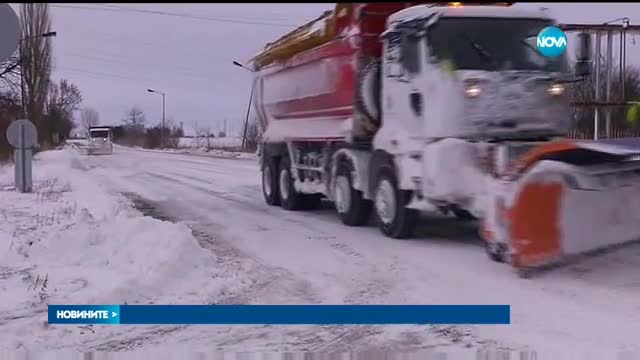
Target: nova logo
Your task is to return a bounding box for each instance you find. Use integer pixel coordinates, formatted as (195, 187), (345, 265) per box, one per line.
(536, 26), (567, 57)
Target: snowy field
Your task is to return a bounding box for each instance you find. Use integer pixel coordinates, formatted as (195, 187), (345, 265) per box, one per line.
(1, 146), (640, 357)
(178, 136), (242, 149)
(68, 138), (256, 160)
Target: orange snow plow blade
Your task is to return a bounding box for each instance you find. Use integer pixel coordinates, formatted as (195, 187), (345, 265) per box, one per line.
(483, 138), (640, 276)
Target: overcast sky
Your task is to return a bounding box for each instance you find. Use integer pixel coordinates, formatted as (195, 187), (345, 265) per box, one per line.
(9, 3), (640, 135)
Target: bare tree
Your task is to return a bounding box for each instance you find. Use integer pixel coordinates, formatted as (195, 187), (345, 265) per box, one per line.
(122, 106), (146, 127)
(47, 79), (82, 121)
(20, 4), (53, 146)
(80, 107), (99, 133)
(56, 80), (82, 114)
(45, 79), (83, 144)
(0, 86), (21, 159)
(117, 106), (146, 147)
(194, 124), (214, 150)
(0, 53), (20, 92)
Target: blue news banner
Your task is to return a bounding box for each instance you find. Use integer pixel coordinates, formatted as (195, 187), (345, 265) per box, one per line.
(48, 305), (510, 325)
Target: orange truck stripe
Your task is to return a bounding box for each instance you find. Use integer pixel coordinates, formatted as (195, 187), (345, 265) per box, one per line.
(514, 140), (579, 175)
(509, 181), (564, 268)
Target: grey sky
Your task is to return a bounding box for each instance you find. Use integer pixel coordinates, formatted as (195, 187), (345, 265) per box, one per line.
(9, 3), (640, 135)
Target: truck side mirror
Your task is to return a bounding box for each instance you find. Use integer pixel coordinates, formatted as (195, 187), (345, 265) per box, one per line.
(575, 32), (591, 77)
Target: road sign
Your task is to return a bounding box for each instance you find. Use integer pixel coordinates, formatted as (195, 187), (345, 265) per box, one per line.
(0, 4), (20, 63)
(5, 119), (37, 193)
(7, 119), (38, 149)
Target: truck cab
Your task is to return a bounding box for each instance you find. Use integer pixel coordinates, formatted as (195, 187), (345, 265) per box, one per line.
(372, 5), (589, 223)
(380, 5), (574, 142)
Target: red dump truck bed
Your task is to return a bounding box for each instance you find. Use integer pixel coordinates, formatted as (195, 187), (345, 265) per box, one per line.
(252, 3), (430, 143)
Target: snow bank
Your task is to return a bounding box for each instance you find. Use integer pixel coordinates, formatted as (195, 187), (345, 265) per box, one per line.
(0, 149), (249, 349)
(178, 136), (242, 149)
(125, 144), (257, 161)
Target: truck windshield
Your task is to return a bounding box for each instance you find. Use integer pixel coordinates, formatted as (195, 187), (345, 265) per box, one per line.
(90, 130), (110, 138)
(426, 17), (567, 72)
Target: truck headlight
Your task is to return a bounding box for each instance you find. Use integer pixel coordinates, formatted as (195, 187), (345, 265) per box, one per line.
(547, 83), (565, 96)
(465, 83), (481, 98)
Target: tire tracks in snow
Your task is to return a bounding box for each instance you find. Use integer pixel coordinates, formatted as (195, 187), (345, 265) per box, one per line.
(97, 188), (418, 351)
(136, 169), (332, 235)
(77, 194), (324, 352)
(80, 152), (508, 351)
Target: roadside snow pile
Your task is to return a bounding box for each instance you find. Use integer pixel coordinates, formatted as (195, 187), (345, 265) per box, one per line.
(129, 145), (257, 161)
(178, 136), (242, 149)
(0, 149), (250, 349)
(184, 147), (257, 161)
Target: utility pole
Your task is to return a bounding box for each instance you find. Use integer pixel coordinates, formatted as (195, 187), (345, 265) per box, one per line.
(233, 60), (255, 151)
(147, 88), (166, 148)
(162, 92), (166, 147)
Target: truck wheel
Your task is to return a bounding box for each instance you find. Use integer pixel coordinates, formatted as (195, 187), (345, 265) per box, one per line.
(373, 167), (418, 239)
(262, 156), (280, 206)
(485, 242), (507, 263)
(278, 157), (304, 210)
(334, 161), (372, 226)
(355, 59), (381, 126)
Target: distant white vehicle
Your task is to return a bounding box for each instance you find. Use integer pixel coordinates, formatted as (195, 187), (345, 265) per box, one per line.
(87, 126), (113, 155)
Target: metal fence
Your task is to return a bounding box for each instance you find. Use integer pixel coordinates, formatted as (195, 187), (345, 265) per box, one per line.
(568, 128), (640, 139)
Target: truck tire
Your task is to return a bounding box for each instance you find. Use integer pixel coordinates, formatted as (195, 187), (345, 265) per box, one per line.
(485, 241), (507, 263)
(262, 156), (280, 206)
(334, 161), (372, 226)
(278, 157), (304, 211)
(372, 165), (418, 239)
(355, 59), (381, 126)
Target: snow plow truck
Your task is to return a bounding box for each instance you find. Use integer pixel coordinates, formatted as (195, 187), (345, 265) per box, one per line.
(250, 2), (640, 276)
(86, 126), (114, 155)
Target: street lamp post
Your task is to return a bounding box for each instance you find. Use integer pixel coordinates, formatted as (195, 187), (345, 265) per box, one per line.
(147, 88), (166, 148)
(19, 31), (57, 120)
(233, 61), (255, 152)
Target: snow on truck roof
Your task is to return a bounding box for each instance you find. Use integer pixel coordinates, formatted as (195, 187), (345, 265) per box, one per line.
(250, 7), (337, 69)
(89, 127), (111, 131)
(388, 5), (550, 25)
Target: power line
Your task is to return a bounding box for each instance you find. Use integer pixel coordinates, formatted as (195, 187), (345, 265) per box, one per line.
(50, 4), (297, 28)
(64, 53), (216, 80)
(100, 3), (304, 22)
(56, 29), (223, 63)
(93, 3), (298, 27)
(56, 66), (154, 83)
(94, 3), (296, 22)
(54, 66), (231, 94)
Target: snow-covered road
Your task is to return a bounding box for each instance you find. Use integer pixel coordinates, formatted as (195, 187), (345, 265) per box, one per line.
(2, 146), (640, 356)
